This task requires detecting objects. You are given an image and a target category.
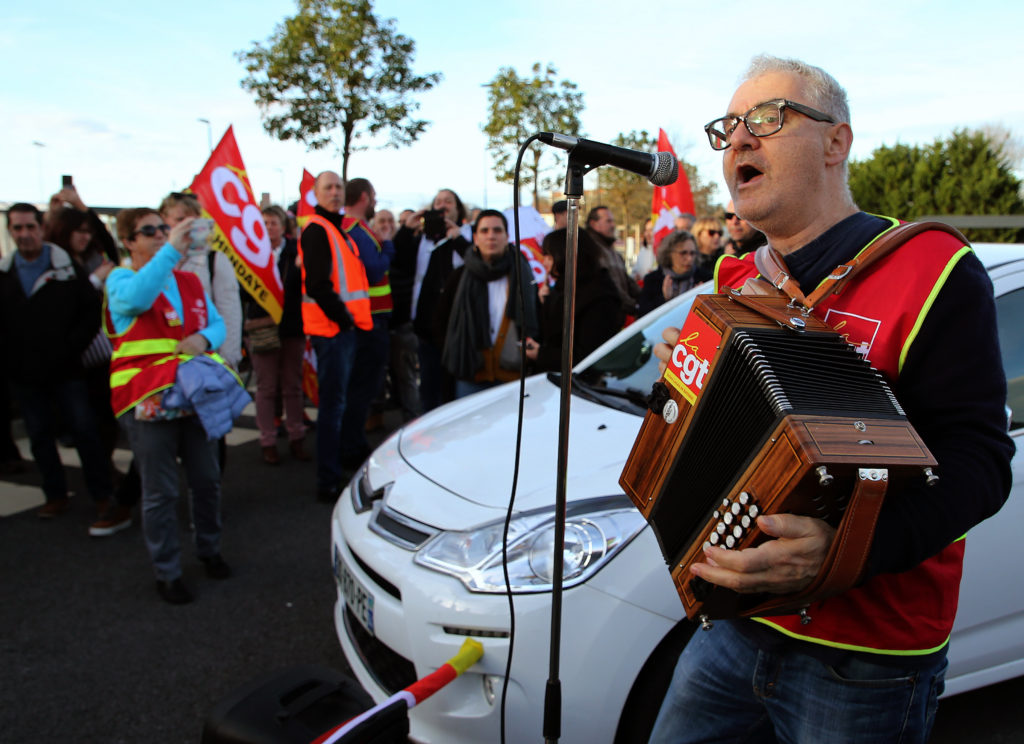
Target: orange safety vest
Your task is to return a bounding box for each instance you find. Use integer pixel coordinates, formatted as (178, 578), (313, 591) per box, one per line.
(715, 217), (973, 656)
(299, 214), (372, 334)
(342, 216), (393, 316)
(104, 271), (235, 418)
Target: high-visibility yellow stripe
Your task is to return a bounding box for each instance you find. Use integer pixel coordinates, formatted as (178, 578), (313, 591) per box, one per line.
(367, 285), (391, 297)
(752, 618), (951, 656)
(112, 338), (179, 359)
(110, 368), (141, 388)
(898, 246), (972, 373)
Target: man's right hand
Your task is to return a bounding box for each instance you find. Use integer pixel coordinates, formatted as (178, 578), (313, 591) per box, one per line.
(654, 326), (678, 374)
(403, 209), (426, 231)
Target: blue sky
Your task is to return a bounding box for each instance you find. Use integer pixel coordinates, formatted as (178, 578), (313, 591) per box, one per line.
(2, 0), (1021, 215)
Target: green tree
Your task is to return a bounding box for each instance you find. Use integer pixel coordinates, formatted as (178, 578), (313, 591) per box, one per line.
(596, 130), (658, 236)
(849, 129), (1024, 243)
(596, 131), (721, 238)
(482, 63), (584, 209)
(236, 0), (441, 183)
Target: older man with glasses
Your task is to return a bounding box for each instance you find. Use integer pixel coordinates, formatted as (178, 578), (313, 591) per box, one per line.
(647, 54), (1013, 743)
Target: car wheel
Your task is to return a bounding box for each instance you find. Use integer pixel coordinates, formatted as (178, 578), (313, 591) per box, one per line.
(613, 618), (698, 744)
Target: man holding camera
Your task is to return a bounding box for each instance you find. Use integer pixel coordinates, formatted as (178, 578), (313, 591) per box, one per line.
(391, 188), (472, 410)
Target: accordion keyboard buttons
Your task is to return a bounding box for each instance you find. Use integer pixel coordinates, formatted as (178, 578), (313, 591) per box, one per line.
(708, 492), (761, 550)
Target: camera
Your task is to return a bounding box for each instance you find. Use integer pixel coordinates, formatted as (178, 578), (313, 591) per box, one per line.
(187, 218), (215, 255)
(422, 209), (447, 241)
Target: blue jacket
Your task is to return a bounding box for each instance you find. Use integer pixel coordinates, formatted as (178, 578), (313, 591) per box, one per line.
(163, 356), (250, 440)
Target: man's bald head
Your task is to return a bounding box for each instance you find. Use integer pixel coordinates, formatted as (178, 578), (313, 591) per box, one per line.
(314, 171), (344, 213)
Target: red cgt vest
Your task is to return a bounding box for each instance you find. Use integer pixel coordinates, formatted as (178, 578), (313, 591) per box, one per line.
(715, 219), (973, 655)
(105, 271), (229, 418)
(342, 216), (393, 316)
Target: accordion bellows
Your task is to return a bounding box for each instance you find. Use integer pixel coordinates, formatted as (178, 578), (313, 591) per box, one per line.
(620, 293), (936, 620)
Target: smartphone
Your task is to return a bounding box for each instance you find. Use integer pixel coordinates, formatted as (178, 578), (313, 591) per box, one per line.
(187, 218), (215, 255)
(62, 174), (73, 188)
(423, 209), (446, 241)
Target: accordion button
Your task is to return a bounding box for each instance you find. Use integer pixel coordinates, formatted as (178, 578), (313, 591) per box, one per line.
(739, 492), (750, 505)
(723, 512), (734, 525)
(709, 533), (719, 545)
(722, 498), (731, 509)
(733, 525), (743, 539)
(713, 510), (720, 519)
(731, 502), (742, 515)
(749, 505), (760, 518)
(741, 515), (751, 528)
(725, 535), (736, 548)
(716, 522), (726, 535)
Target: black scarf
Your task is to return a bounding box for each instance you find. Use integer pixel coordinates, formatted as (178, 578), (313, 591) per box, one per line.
(442, 246), (538, 379)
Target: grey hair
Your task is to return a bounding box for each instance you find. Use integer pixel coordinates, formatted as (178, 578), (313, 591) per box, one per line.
(742, 55), (850, 126)
(657, 229), (695, 268)
(741, 54), (855, 198)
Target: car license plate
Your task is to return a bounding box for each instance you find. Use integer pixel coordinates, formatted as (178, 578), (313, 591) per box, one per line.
(335, 546), (375, 636)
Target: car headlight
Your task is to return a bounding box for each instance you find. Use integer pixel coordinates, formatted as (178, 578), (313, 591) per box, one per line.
(414, 496), (647, 593)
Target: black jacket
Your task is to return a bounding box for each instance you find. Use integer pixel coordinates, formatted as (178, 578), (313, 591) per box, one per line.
(246, 237), (304, 339)
(299, 206), (353, 333)
(0, 243), (100, 384)
(533, 268), (625, 372)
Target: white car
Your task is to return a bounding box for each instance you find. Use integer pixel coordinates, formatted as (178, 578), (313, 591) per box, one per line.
(331, 243), (1024, 743)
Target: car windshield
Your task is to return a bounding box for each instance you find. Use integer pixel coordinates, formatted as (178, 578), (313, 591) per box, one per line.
(557, 287), (708, 416)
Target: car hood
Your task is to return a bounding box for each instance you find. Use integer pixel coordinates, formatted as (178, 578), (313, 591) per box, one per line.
(393, 375), (642, 522)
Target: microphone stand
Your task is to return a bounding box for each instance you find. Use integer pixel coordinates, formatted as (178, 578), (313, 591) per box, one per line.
(543, 156), (587, 744)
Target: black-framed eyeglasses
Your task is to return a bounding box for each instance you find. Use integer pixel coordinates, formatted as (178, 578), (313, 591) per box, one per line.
(132, 223), (170, 239)
(723, 212), (740, 221)
(704, 99), (836, 151)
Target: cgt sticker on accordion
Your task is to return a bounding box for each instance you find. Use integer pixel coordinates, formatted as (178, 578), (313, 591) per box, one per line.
(663, 310), (721, 406)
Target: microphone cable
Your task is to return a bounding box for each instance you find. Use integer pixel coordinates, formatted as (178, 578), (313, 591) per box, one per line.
(499, 133), (543, 744)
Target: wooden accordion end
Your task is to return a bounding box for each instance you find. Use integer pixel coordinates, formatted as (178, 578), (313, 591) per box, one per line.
(619, 293), (937, 622)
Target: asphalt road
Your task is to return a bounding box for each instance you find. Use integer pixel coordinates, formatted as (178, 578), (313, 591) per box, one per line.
(1, 402), (1022, 743)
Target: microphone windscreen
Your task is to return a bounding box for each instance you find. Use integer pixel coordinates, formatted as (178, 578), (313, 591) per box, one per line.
(651, 152), (679, 186)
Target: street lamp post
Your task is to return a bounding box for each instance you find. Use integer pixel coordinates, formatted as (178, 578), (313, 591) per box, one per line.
(32, 141), (46, 202)
(197, 118), (213, 153)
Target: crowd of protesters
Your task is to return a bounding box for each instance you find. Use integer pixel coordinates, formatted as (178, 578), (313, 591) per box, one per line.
(1, 176), (739, 603)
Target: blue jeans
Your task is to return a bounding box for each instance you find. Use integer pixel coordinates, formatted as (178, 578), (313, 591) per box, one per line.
(648, 619), (946, 744)
(340, 316), (390, 467)
(454, 378), (500, 399)
(11, 377), (113, 503)
(311, 331), (357, 492)
(121, 414), (221, 582)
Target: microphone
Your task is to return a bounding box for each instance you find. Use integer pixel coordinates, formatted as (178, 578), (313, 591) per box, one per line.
(538, 132), (679, 186)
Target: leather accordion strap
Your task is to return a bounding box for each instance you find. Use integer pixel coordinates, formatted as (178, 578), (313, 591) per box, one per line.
(743, 471), (890, 618)
(751, 221), (968, 311)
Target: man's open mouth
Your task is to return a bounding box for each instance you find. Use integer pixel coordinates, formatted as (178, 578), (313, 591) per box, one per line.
(737, 164), (763, 185)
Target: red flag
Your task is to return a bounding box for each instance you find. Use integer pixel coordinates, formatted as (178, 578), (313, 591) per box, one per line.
(189, 127), (285, 321)
(301, 338), (319, 407)
(297, 169), (317, 228)
(651, 129), (695, 249)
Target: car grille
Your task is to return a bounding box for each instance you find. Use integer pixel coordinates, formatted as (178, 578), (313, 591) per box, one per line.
(350, 547), (401, 600)
(344, 606), (418, 694)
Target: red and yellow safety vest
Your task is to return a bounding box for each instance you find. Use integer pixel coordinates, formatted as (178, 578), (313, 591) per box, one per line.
(715, 218), (973, 655)
(104, 271), (234, 418)
(342, 216), (393, 316)
(299, 214), (372, 334)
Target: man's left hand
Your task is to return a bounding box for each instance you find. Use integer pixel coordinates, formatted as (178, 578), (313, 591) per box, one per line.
(690, 514), (836, 595)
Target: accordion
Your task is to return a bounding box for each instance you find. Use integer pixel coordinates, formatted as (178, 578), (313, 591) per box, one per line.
(619, 293), (937, 622)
